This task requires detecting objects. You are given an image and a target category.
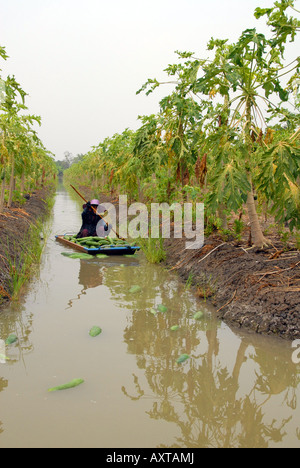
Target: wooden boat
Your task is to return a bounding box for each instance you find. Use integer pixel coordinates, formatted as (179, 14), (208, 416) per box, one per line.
(55, 235), (140, 256)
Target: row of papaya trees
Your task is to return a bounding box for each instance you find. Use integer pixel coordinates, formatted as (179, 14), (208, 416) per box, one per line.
(0, 45), (57, 212)
(65, 1), (300, 248)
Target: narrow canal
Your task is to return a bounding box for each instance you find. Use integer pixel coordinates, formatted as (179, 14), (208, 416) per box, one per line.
(0, 185), (299, 448)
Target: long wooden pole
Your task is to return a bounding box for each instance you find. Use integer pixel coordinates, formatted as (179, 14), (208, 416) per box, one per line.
(70, 184), (99, 214)
(70, 184), (124, 239)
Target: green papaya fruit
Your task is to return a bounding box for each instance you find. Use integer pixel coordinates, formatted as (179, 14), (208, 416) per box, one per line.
(129, 285), (141, 294)
(48, 378), (84, 392)
(194, 311), (204, 320)
(89, 326), (102, 337)
(69, 253), (94, 259)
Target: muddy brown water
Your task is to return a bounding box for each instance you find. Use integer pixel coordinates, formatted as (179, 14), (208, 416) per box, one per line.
(0, 186), (299, 448)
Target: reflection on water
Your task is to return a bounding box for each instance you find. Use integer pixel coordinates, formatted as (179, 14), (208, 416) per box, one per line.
(123, 325), (298, 448)
(66, 257), (140, 310)
(0, 185), (299, 448)
(103, 263), (300, 448)
(66, 260), (105, 309)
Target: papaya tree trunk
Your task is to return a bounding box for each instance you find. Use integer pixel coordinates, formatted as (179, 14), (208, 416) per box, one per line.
(244, 99), (269, 248)
(41, 168), (46, 187)
(0, 176), (5, 212)
(7, 154), (15, 208)
(246, 188), (269, 248)
(20, 171), (25, 194)
(218, 94), (230, 229)
(166, 167), (174, 200)
(218, 203), (228, 230)
(137, 178), (143, 202)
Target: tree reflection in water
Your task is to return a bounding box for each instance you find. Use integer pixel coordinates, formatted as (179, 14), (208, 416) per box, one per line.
(123, 315), (299, 448)
(103, 259), (300, 448)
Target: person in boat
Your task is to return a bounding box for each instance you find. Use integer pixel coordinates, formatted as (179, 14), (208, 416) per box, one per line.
(76, 199), (111, 238)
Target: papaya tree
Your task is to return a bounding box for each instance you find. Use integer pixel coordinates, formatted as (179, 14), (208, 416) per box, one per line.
(65, 129), (140, 200)
(0, 45), (8, 211)
(0, 44), (55, 210)
(0, 46), (8, 105)
(192, 38), (235, 229)
(192, 1), (300, 247)
(136, 51), (208, 200)
(6, 113), (42, 207)
(101, 130), (137, 198)
(132, 114), (170, 201)
(0, 66), (28, 209)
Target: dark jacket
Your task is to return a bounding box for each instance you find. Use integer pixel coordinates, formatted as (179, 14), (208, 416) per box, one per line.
(77, 202), (107, 238)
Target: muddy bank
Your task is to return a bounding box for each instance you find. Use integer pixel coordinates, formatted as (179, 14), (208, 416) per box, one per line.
(164, 235), (300, 341)
(0, 187), (54, 308)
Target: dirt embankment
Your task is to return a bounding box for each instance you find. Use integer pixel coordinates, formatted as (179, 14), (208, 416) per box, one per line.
(0, 187), (53, 308)
(164, 235), (300, 341)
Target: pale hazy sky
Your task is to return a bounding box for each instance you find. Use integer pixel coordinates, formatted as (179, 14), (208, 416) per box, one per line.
(0, 0), (298, 160)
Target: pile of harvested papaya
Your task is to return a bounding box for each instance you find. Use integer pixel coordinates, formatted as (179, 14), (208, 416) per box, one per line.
(63, 235), (133, 249)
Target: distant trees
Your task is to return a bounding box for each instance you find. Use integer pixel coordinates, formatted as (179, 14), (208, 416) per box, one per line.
(55, 152), (84, 176)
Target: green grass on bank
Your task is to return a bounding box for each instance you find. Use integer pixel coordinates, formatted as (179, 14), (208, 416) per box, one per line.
(0, 191), (55, 303)
(136, 236), (166, 264)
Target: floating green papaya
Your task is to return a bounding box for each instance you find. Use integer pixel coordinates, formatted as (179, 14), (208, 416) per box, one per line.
(176, 354), (190, 364)
(157, 304), (168, 313)
(48, 378), (84, 392)
(150, 308), (157, 316)
(170, 325), (180, 331)
(129, 285), (141, 294)
(69, 253), (94, 259)
(61, 252), (93, 259)
(5, 334), (18, 345)
(194, 311), (204, 320)
(89, 326), (102, 337)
